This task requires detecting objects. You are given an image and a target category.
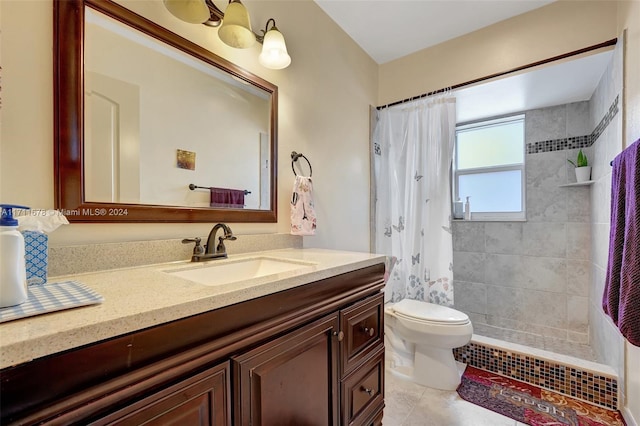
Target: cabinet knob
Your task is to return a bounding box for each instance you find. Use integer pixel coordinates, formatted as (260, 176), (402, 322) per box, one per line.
(363, 327), (375, 337)
(333, 331), (344, 342)
(361, 386), (374, 396)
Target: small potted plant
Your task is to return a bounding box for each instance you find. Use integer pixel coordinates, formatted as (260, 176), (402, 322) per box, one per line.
(568, 149), (591, 182)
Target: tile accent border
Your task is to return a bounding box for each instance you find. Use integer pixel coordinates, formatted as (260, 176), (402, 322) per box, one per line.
(590, 95), (619, 144)
(526, 135), (592, 154)
(526, 95), (619, 154)
(454, 341), (619, 410)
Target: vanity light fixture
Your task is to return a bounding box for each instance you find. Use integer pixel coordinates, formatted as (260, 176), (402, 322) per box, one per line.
(217, 0), (255, 48)
(163, 0), (291, 69)
(258, 19), (291, 70)
(163, 0), (210, 24)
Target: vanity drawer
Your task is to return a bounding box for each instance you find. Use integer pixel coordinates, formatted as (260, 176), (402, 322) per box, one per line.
(340, 292), (384, 375)
(366, 407), (384, 426)
(341, 347), (384, 426)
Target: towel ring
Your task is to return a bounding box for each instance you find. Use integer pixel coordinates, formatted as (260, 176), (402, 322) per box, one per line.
(291, 151), (313, 177)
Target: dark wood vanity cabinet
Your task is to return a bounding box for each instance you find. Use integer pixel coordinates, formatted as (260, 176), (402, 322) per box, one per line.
(233, 314), (341, 426)
(233, 292), (385, 426)
(92, 362), (231, 426)
(0, 263), (385, 426)
(341, 347), (384, 426)
(339, 294), (385, 426)
(340, 294), (384, 376)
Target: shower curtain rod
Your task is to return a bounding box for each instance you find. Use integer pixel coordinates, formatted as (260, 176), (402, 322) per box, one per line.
(376, 38), (617, 110)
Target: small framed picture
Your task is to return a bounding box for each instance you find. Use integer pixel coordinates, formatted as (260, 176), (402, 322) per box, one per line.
(177, 149), (196, 170)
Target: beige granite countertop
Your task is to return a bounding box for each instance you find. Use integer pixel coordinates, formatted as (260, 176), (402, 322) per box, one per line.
(0, 248), (386, 369)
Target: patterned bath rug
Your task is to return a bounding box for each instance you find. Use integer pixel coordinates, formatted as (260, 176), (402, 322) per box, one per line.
(457, 366), (626, 426)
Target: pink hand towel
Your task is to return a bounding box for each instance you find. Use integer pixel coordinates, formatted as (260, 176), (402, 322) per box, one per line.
(290, 176), (316, 236)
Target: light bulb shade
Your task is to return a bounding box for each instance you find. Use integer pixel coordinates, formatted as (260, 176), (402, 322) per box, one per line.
(164, 0), (209, 24)
(218, 0), (255, 49)
(259, 27), (291, 69)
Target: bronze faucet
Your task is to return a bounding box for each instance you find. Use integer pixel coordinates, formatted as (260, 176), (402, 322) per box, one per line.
(182, 223), (237, 262)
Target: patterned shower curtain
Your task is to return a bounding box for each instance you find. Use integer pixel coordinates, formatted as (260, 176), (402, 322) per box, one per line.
(373, 96), (456, 306)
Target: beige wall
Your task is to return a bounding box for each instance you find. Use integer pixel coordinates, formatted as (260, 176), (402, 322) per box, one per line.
(617, 1), (640, 421)
(0, 0), (378, 251)
(620, 1), (640, 146)
(378, 1), (618, 106)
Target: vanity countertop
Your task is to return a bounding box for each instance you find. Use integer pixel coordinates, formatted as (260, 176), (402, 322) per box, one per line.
(0, 248), (386, 369)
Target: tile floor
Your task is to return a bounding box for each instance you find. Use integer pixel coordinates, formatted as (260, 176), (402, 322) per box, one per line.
(382, 369), (527, 426)
(382, 324), (604, 424)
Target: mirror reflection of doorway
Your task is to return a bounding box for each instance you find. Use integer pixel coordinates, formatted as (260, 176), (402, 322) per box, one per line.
(84, 72), (141, 204)
(259, 132), (270, 210)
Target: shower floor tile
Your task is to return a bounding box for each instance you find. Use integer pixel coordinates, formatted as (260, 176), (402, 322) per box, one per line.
(542, 336), (598, 361)
(473, 324), (598, 362)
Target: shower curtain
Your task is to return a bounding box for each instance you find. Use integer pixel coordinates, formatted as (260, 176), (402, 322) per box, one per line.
(373, 96), (456, 305)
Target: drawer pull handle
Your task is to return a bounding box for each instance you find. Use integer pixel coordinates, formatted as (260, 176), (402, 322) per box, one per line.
(333, 331), (344, 342)
(361, 387), (374, 396)
(363, 327), (375, 337)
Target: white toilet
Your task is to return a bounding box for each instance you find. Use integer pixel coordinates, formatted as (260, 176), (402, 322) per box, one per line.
(385, 299), (473, 391)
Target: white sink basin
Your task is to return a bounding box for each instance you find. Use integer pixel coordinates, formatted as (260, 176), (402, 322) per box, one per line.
(163, 257), (316, 286)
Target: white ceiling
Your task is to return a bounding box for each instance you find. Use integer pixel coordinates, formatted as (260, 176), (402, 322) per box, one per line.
(455, 50), (613, 122)
(315, 0), (556, 64)
(314, 0), (613, 121)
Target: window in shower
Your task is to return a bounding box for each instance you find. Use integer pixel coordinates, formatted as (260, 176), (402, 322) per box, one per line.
(454, 114), (525, 220)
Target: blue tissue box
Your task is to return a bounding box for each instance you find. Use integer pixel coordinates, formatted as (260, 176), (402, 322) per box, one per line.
(22, 231), (48, 285)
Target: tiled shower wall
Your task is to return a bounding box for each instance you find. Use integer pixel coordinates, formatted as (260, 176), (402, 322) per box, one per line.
(588, 40), (624, 383)
(452, 101), (595, 349)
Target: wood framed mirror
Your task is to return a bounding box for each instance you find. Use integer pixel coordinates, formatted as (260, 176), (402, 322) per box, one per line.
(54, 0), (278, 223)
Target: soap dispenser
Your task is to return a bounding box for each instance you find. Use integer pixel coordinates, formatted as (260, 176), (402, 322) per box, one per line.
(453, 198), (464, 219)
(0, 204), (29, 308)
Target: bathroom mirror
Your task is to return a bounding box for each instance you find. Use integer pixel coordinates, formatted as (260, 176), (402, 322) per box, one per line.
(54, 0), (278, 222)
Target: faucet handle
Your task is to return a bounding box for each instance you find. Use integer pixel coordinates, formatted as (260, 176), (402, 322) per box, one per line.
(215, 231), (237, 254)
(182, 237), (205, 256)
(220, 224), (236, 240)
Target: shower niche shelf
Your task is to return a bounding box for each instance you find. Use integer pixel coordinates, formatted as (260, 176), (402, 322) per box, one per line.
(559, 181), (595, 187)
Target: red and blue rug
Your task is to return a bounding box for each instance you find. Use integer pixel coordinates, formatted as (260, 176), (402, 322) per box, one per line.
(457, 366), (626, 426)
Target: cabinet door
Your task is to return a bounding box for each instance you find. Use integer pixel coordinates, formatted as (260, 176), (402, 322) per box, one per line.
(340, 293), (384, 376)
(92, 362), (230, 426)
(233, 314), (340, 426)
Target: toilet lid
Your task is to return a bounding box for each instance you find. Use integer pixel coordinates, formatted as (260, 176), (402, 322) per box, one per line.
(391, 299), (470, 325)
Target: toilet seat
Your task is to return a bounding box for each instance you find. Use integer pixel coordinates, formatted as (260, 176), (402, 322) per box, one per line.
(384, 299), (473, 390)
(389, 299), (470, 325)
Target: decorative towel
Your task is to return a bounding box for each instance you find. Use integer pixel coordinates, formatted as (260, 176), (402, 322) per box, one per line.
(0, 281), (103, 323)
(603, 138), (640, 347)
(290, 176), (316, 235)
(210, 187), (244, 208)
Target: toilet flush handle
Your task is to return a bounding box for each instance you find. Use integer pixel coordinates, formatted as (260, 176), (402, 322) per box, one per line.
(386, 309), (398, 319)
